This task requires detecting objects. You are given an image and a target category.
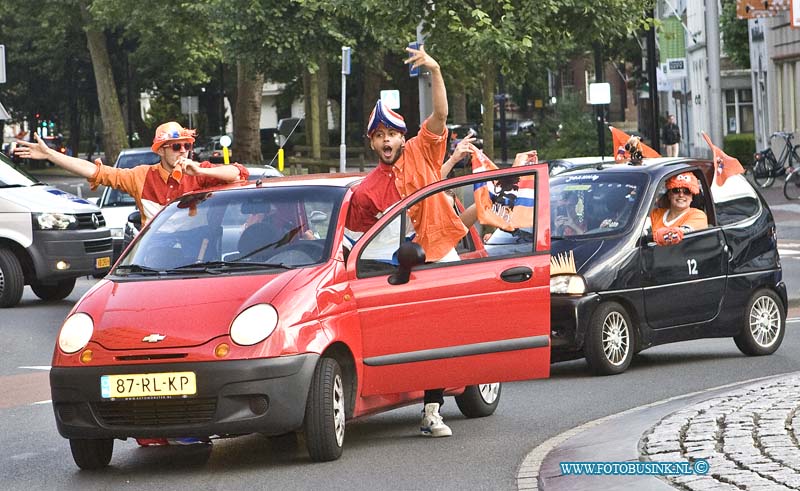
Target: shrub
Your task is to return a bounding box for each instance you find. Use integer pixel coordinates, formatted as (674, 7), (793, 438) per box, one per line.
(723, 133), (755, 166)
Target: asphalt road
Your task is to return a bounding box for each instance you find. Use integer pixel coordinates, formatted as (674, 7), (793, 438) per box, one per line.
(0, 170), (795, 490)
(1, 279), (798, 490)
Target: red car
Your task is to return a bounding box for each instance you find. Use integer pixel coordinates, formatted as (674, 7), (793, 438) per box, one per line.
(50, 164), (552, 469)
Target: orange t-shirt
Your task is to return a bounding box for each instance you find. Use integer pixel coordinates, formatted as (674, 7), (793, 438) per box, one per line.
(650, 207), (708, 233)
(348, 119), (467, 261)
(88, 161), (248, 226)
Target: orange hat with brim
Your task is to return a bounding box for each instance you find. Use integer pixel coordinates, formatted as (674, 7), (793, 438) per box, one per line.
(151, 121), (196, 153)
(666, 172), (700, 195)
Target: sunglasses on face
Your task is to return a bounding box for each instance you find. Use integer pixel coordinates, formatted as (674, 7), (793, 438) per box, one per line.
(165, 142), (192, 152)
(669, 187), (692, 196)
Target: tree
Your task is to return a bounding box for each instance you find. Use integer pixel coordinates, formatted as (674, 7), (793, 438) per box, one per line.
(720, 0), (750, 69)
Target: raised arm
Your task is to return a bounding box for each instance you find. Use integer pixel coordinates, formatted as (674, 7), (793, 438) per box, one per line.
(15, 133), (98, 179)
(406, 45), (447, 135)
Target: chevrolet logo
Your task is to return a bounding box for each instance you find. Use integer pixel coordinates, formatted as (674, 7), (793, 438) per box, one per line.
(142, 334), (166, 343)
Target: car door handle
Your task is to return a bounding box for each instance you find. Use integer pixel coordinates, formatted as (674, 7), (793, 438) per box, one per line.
(500, 266), (533, 283)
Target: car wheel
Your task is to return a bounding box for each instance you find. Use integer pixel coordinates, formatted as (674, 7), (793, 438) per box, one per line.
(69, 438), (113, 470)
(0, 248), (24, 308)
(304, 357), (345, 462)
(584, 302), (634, 375)
(734, 289), (785, 356)
(455, 383), (502, 418)
(30, 278), (76, 302)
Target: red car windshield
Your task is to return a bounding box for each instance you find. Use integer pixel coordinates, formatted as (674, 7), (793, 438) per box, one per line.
(115, 186), (344, 273)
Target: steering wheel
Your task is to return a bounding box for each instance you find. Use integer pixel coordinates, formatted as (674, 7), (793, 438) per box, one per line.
(264, 241), (325, 265)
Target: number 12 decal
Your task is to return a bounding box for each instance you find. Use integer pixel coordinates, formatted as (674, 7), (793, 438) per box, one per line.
(687, 258), (698, 275)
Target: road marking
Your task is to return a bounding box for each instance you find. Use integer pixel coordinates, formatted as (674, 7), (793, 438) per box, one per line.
(18, 366), (51, 371)
(787, 317), (800, 323)
(516, 371), (800, 491)
(770, 203), (800, 212)
(779, 249), (800, 256)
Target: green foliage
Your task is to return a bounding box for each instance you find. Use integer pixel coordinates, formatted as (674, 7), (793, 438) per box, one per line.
(723, 133), (755, 166)
(532, 94), (609, 159)
(720, 0), (750, 69)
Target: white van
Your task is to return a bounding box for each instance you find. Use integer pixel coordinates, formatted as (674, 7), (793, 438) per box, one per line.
(0, 150), (112, 307)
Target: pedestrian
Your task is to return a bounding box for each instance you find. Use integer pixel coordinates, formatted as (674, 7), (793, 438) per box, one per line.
(662, 114), (681, 157)
(15, 121), (248, 226)
(346, 44), (462, 437)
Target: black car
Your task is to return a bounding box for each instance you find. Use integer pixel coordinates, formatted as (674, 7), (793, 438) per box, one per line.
(486, 157), (787, 375)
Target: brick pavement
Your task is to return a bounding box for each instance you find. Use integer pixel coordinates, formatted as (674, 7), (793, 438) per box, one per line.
(642, 374), (800, 490)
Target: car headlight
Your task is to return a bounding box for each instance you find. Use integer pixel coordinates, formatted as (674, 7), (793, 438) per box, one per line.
(230, 304), (278, 346)
(33, 212), (78, 230)
(58, 313), (94, 354)
(550, 274), (587, 295)
(110, 227), (124, 239)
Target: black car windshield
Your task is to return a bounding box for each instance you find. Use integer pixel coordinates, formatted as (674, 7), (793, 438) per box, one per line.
(115, 185), (344, 274)
(550, 171), (647, 238)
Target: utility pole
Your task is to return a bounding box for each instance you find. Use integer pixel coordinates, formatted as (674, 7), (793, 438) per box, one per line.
(594, 43), (605, 159)
(416, 22), (433, 123)
(646, 13), (660, 150)
(706, 0), (723, 145)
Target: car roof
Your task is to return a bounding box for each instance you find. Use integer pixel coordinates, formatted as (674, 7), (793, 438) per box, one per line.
(551, 157), (715, 184)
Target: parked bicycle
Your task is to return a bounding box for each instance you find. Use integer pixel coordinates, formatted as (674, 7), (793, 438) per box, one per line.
(750, 132), (800, 189)
(784, 162), (800, 200)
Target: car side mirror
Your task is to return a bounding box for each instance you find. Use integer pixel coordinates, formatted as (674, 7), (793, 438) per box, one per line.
(388, 242), (425, 285)
(127, 210), (142, 231)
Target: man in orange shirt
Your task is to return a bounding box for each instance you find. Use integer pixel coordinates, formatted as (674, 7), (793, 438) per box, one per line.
(650, 172), (708, 245)
(16, 122), (248, 226)
(346, 45), (461, 437)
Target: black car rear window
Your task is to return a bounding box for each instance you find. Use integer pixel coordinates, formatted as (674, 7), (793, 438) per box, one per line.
(710, 174), (760, 225)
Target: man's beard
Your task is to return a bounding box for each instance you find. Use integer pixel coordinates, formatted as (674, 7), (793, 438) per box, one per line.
(377, 145), (403, 166)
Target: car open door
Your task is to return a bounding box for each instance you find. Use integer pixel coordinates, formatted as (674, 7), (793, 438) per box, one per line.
(346, 165), (551, 395)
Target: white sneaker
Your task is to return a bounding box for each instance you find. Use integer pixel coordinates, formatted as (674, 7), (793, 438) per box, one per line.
(419, 403), (452, 437)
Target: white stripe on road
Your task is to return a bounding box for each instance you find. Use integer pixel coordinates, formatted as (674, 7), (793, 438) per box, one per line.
(32, 400), (52, 405)
(787, 318), (800, 323)
(18, 366), (51, 371)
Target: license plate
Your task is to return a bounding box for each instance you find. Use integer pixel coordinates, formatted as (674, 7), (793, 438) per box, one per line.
(100, 372), (196, 399)
(96, 256), (111, 268)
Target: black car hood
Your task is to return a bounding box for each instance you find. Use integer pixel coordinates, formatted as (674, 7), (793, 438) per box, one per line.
(550, 239), (603, 274)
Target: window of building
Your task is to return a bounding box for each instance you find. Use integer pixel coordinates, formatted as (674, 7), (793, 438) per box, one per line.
(724, 88), (754, 134)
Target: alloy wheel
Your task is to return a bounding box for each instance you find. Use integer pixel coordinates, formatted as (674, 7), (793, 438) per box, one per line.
(602, 311), (630, 366)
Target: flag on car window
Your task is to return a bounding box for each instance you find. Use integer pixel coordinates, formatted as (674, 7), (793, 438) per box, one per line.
(701, 132), (745, 186)
(609, 126), (660, 161)
(470, 149), (535, 231)
(508, 152), (536, 229)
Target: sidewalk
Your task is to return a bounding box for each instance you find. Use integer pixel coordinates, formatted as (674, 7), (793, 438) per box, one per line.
(518, 372), (800, 490)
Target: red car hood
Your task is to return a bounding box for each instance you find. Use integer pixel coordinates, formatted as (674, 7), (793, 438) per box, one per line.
(77, 272), (300, 350)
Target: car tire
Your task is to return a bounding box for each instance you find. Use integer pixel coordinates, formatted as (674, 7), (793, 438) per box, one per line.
(584, 302), (635, 375)
(30, 278), (76, 302)
(304, 357), (345, 462)
(734, 289), (785, 356)
(69, 438), (113, 470)
(455, 383), (502, 418)
(0, 248), (24, 308)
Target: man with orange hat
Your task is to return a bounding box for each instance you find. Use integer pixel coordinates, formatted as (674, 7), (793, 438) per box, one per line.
(346, 45), (464, 438)
(650, 172), (708, 245)
(15, 122), (248, 226)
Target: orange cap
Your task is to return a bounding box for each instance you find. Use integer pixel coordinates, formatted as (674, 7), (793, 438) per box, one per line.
(666, 172), (700, 195)
(151, 122), (196, 152)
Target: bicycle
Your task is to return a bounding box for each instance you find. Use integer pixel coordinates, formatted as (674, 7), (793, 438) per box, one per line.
(784, 163), (800, 200)
(750, 132), (800, 188)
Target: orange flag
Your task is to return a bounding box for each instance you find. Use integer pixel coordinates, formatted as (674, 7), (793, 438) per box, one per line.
(609, 126), (660, 161)
(701, 132), (745, 186)
(471, 150), (515, 231)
